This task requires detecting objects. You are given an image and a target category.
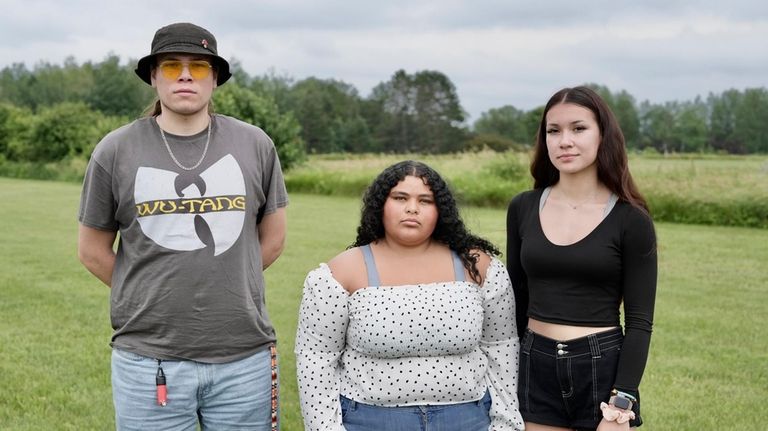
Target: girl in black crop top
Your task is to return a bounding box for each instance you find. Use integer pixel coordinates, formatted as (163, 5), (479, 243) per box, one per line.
(506, 86), (657, 431)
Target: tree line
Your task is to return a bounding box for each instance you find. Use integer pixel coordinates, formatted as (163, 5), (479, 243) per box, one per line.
(1, 55), (766, 172)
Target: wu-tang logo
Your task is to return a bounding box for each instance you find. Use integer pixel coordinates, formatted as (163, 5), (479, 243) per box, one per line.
(134, 154), (246, 256)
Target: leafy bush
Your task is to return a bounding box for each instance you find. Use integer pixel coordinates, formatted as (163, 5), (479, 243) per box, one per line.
(0, 157), (87, 182)
(0, 103), (34, 161)
(214, 84), (305, 170)
(648, 193), (768, 229)
(25, 102), (109, 162)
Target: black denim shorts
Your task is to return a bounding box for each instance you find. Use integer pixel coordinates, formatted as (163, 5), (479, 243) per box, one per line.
(518, 328), (642, 430)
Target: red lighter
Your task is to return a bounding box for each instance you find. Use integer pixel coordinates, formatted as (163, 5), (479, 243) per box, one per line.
(156, 360), (167, 407)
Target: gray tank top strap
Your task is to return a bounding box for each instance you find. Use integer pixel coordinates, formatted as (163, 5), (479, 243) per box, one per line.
(541, 186), (618, 220)
(539, 187), (552, 213)
(604, 193), (618, 218)
(360, 244), (380, 286)
(451, 251), (465, 282)
(363, 244), (465, 285)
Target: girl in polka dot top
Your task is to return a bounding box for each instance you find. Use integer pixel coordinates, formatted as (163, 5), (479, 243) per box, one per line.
(296, 161), (525, 431)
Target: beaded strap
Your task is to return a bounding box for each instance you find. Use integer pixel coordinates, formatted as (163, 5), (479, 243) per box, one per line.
(270, 344), (279, 431)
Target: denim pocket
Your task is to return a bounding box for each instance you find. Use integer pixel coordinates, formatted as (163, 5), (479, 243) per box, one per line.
(339, 396), (351, 419)
(518, 349), (531, 412)
(481, 391), (493, 412)
(588, 344), (621, 420)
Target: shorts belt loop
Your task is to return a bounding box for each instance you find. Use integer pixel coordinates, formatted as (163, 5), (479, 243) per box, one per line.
(348, 398), (357, 411)
(588, 334), (601, 358)
(522, 330), (534, 354)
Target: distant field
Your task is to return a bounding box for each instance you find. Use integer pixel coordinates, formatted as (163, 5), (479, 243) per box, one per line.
(288, 152), (768, 198)
(285, 152), (768, 228)
(630, 154), (768, 197)
(1, 178), (766, 430)
(2, 151), (766, 226)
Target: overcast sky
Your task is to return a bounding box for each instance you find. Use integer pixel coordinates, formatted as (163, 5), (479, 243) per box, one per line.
(1, 0), (766, 121)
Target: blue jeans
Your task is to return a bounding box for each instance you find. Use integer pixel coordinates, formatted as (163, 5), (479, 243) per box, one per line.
(340, 391), (491, 431)
(111, 346), (277, 431)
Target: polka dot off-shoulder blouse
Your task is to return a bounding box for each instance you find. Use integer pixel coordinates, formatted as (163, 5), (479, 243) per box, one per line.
(295, 257), (524, 431)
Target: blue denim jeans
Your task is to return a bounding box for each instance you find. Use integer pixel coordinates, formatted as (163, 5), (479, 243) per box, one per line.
(111, 346), (277, 431)
(340, 390), (491, 431)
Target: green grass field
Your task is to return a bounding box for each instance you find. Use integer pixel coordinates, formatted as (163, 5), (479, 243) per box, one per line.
(1, 177), (766, 430)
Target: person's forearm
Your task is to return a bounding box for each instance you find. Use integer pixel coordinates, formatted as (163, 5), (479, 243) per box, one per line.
(260, 237), (284, 269)
(80, 250), (116, 287)
(78, 224), (117, 287)
(258, 208), (287, 270)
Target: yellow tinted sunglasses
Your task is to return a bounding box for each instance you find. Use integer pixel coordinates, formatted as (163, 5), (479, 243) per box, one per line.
(157, 60), (213, 81)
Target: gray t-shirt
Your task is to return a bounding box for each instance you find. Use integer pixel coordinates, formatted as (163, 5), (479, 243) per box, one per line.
(79, 114), (288, 363)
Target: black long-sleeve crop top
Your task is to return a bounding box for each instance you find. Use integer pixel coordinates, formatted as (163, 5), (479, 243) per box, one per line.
(506, 188), (657, 393)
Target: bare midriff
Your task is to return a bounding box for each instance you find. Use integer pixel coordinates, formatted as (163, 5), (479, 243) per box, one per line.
(528, 318), (618, 341)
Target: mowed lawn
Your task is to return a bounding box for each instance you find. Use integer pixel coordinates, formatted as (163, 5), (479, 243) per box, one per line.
(0, 177), (766, 430)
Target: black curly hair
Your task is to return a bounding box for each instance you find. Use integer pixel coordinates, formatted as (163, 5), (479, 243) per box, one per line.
(351, 160), (500, 284)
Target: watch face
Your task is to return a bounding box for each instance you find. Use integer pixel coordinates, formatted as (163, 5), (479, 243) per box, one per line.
(612, 396), (632, 410)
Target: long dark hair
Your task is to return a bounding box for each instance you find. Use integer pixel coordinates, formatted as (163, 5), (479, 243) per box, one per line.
(351, 160), (499, 284)
(530, 86), (649, 213)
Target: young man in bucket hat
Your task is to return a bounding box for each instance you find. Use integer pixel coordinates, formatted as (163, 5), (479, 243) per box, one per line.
(78, 22), (287, 430)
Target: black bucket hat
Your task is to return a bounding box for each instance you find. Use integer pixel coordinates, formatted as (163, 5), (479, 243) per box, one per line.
(135, 22), (231, 86)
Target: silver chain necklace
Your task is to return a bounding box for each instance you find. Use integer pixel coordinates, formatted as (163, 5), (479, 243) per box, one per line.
(563, 194), (597, 210)
(553, 187), (598, 210)
(157, 117), (212, 171)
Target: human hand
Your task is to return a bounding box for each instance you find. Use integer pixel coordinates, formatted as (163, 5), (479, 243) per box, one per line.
(599, 401), (635, 423)
(596, 417), (631, 431)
